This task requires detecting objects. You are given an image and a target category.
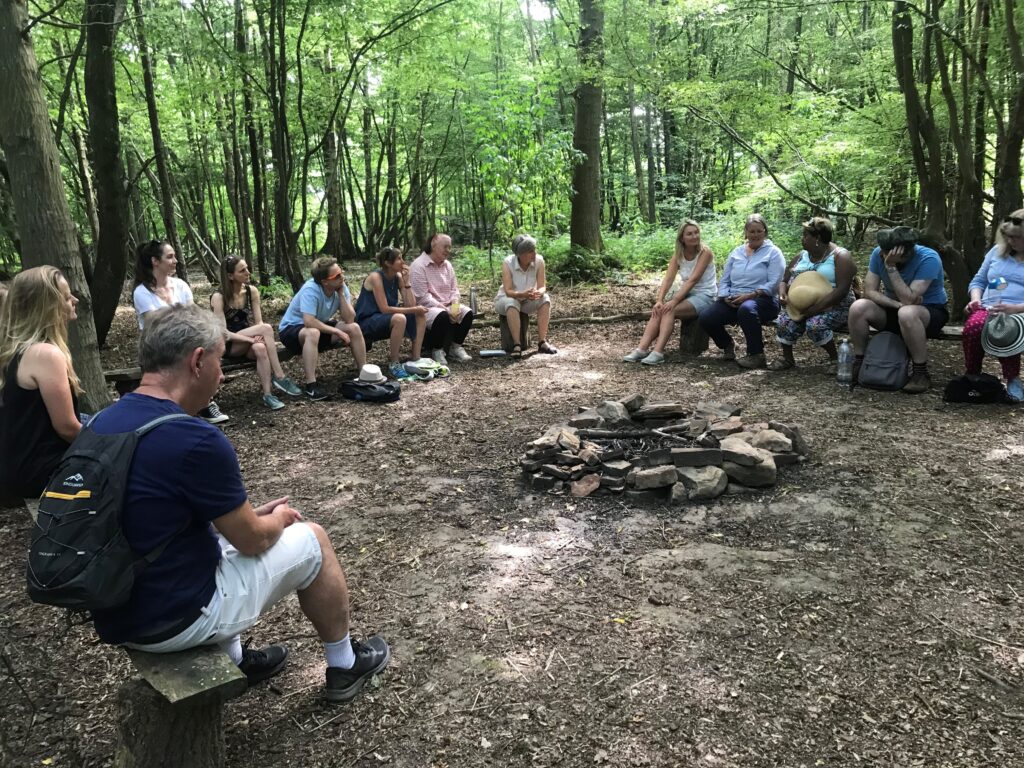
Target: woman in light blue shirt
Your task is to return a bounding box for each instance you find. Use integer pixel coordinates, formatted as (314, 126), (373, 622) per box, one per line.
(962, 210), (1024, 401)
(698, 214), (785, 368)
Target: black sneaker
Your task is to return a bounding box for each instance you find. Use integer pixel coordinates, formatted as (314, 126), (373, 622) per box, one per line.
(238, 640), (289, 685)
(304, 382), (329, 401)
(324, 635), (391, 703)
(199, 400), (229, 424)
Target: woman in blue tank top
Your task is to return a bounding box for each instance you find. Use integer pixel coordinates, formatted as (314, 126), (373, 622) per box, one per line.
(355, 247), (427, 380)
(770, 217), (857, 370)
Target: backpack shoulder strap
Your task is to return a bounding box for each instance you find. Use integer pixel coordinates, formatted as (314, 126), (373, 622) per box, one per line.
(135, 412), (193, 437)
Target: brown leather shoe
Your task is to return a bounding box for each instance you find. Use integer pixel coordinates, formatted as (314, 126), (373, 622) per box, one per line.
(902, 370), (931, 394)
(736, 353), (766, 369)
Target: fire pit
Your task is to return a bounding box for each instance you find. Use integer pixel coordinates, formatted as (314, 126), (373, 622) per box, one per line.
(519, 395), (807, 502)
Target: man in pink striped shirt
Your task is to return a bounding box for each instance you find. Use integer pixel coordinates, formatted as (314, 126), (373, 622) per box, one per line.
(410, 233), (474, 364)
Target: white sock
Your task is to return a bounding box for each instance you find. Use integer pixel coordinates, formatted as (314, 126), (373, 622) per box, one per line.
(222, 635), (243, 665)
(324, 634), (355, 669)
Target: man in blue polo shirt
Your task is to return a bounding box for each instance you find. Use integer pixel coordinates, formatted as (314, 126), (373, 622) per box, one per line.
(279, 256), (366, 400)
(847, 227), (949, 393)
(91, 304), (389, 703)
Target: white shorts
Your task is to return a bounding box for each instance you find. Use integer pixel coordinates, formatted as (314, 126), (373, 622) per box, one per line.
(495, 294), (551, 316)
(125, 523), (323, 652)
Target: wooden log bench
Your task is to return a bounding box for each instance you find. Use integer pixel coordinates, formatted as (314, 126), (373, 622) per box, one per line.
(114, 646), (247, 768)
(498, 313), (531, 353)
(105, 344), (297, 395)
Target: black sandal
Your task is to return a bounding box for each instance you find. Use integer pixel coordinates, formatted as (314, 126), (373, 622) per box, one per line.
(510, 344), (523, 359)
(537, 340), (558, 355)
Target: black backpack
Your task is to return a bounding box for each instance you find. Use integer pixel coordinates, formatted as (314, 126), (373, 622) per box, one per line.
(339, 379), (401, 403)
(943, 373), (1008, 404)
(26, 413), (191, 610)
(858, 332), (910, 390)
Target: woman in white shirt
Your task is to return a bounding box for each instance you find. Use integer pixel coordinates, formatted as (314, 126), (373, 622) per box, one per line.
(132, 240), (228, 424)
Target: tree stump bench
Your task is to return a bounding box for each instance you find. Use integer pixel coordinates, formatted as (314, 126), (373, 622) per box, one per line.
(499, 314), (531, 353)
(114, 646), (248, 768)
(678, 319), (709, 356)
(105, 345), (297, 395)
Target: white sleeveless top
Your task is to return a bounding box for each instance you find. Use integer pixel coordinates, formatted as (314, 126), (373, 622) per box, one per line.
(674, 249), (717, 298)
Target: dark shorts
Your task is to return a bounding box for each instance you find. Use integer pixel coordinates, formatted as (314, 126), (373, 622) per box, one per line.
(357, 313), (416, 345)
(280, 321), (337, 354)
(882, 304), (950, 339)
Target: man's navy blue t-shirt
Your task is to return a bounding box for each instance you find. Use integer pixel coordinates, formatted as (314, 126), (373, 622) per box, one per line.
(89, 393), (248, 644)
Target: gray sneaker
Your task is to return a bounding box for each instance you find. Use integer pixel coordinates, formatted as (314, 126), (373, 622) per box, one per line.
(640, 350), (666, 365)
(622, 348), (648, 363)
(262, 393), (285, 410)
(324, 636), (391, 703)
(273, 376), (303, 397)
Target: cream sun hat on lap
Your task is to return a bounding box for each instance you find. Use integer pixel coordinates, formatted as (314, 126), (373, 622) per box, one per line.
(786, 271), (832, 322)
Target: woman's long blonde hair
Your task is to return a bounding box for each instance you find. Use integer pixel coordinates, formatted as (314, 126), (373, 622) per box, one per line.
(674, 219), (704, 261)
(0, 266), (81, 395)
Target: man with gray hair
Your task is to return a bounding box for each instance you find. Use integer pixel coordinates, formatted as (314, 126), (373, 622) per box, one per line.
(88, 304), (390, 702)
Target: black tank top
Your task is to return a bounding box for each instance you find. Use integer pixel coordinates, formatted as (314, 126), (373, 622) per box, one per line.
(0, 351), (78, 501)
(223, 286), (254, 334)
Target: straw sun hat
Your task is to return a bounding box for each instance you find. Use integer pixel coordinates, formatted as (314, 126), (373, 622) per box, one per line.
(786, 271), (832, 322)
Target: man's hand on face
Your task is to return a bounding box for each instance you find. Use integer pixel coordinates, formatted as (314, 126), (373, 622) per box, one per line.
(883, 245), (905, 268)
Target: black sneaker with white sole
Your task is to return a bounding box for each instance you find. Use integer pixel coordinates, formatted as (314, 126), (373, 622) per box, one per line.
(199, 400), (229, 424)
(238, 640), (289, 685)
(324, 635), (391, 703)
(304, 382), (330, 401)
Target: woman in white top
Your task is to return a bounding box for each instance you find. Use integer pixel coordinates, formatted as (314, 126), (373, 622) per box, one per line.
(623, 219), (718, 365)
(132, 240), (228, 424)
(494, 235), (557, 357)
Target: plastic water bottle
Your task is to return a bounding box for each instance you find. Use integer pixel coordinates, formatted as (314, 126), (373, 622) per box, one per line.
(837, 338), (854, 389)
(470, 286), (479, 314)
(989, 276), (1008, 292)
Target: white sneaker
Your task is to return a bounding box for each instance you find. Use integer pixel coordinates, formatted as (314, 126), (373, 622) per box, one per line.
(640, 351), (666, 365)
(622, 348), (648, 363)
(432, 348), (448, 365)
(449, 344), (472, 362)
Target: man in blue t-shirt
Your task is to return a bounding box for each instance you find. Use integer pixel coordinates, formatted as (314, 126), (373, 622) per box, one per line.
(278, 256), (366, 401)
(91, 304), (389, 703)
(848, 227), (950, 393)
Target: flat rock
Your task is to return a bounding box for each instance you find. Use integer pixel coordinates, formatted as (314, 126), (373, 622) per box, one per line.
(540, 464), (571, 480)
(709, 416), (744, 437)
(683, 417), (708, 438)
(525, 446), (558, 460)
(726, 431), (755, 444)
(524, 472), (558, 490)
(578, 447), (601, 466)
(602, 459), (632, 477)
(647, 448), (673, 466)
(695, 401), (742, 420)
(600, 474), (625, 488)
(633, 465), (679, 489)
(725, 482), (760, 495)
(719, 437), (763, 466)
(554, 451), (581, 465)
(619, 393), (647, 412)
(723, 453), (777, 487)
(568, 409), (604, 429)
(697, 432), (720, 448)
(626, 467), (639, 486)
(556, 429), (581, 452)
(772, 451), (802, 467)
(596, 400), (631, 424)
(676, 465), (729, 500)
(529, 434), (558, 450)
(750, 429), (792, 453)
(769, 421), (809, 455)
(570, 474), (601, 497)
(671, 447), (723, 467)
(624, 487), (668, 503)
(519, 457), (545, 472)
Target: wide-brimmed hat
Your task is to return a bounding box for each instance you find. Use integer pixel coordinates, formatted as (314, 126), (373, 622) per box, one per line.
(786, 271), (832, 322)
(981, 313), (1024, 357)
(357, 364), (387, 384)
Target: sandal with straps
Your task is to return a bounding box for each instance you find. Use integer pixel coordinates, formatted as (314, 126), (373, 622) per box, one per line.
(510, 344), (523, 359)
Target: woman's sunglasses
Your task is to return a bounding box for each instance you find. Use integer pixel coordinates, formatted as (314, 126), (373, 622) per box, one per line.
(1005, 216), (1023, 227)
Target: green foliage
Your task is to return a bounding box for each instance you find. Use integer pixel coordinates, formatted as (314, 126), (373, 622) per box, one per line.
(259, 276), (295, 302)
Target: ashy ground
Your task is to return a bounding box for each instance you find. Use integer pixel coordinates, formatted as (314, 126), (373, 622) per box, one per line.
(1, 281), (1022, 767)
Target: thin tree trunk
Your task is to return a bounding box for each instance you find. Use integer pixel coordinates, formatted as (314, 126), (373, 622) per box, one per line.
(570, 0), (604, 252)
(0, 0), (110, 410)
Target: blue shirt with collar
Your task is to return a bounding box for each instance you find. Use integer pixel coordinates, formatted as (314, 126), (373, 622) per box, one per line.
(718, 240), (785, 297)
(279, 278), (351, 331)
(968, 245), (1024, 307)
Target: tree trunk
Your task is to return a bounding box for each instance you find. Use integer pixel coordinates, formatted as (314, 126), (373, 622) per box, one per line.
(236, 0), (269, 285)
(83, 0), (132, 347)
(569, 0), (604, 253)
(0, 0), (111, 411)
(627, 84), (648, 221)
(992, 0), (1024, 224)
(133, 0), (184, 277)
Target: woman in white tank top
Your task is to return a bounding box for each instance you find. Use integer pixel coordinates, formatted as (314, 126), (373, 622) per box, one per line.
(623, 220), (718, 365)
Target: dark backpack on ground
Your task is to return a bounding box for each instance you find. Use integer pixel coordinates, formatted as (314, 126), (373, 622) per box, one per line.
(858, 332), (910, 390)
(26, 413), (191, 610)
(339, 379), (401, 403)
(943, 373), (1008, 404)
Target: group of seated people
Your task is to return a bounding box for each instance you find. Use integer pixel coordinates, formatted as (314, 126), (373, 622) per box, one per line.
(1, 213), (1023, 703)
(623, 211), (1024, 400)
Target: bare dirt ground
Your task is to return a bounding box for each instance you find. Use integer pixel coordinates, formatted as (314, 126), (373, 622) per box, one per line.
(2, 276), (1023, 767)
